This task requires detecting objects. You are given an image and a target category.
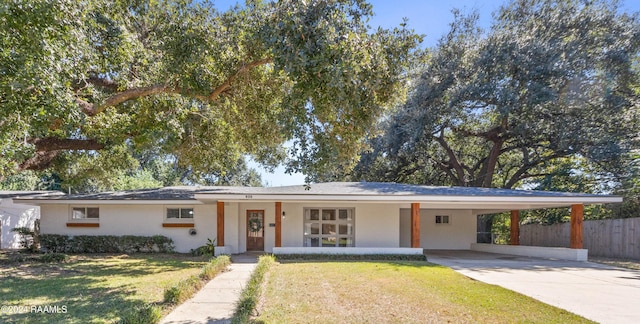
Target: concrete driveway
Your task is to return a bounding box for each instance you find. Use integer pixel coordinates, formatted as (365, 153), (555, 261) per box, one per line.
(426, 250), (640, 324)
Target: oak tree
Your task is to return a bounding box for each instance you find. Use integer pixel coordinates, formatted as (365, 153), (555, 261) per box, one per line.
(0, 0), (421, 181)
(354, 0), (639, 189)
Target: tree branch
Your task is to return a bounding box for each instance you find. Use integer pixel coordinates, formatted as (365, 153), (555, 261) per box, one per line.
(19, 151), (58, 171)
(77, 58), (274, 116)
(18, 138), (106, 171)
(433, 130), (466, 185)
(433, 159), (460, 184)
(86, 76), (119, 91)
(208, 58), (273, 100)
(504, 153), (564, 188)
(28, 137), (104, 151)
(80, 85), (179, 116)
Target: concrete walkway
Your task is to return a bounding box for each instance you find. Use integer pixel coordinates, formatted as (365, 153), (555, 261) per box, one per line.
(427, 250), (640, 324)
(160, 254), (258, 324)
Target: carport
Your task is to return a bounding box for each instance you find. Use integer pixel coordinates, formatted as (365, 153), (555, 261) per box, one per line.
(427, 250), (640, 324)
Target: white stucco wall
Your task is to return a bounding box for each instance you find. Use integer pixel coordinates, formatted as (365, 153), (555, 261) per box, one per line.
(37, 201), (479, 253)
(39, 203), (217, 253)
(0, 199), (40, 249)
(278, 202), (401, 250)
(223, 202), (239, 254)
(399, 209), (477, 250)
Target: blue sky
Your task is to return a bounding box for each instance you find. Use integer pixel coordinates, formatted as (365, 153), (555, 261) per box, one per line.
(213, 0), (640, 186)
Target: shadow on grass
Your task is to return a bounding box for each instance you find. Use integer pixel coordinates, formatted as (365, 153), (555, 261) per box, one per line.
(0, 254), (208, 323)
(0, 275), (146, 323)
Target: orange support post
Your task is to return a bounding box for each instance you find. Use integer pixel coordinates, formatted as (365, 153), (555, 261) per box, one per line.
(570, 204), (584, 249)
(411, 203), (421, 248)
(510, 210), (520, 245)
(275, 202), (282, 247)
(217, 201), (225, 247)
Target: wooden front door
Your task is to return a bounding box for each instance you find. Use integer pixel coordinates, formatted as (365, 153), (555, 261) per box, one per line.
(246, 210), (264, 251)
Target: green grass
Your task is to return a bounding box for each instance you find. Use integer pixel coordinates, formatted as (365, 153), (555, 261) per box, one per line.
(255, 261), (594, 323)
(231, 255), (275, 324)
(0, 253), (211, 323)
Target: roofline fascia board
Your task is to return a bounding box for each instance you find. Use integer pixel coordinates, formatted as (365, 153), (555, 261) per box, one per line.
(194, 194), (622, 204)
(12, 199), (202, 205)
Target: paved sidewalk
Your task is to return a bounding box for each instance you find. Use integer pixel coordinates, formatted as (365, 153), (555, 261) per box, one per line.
(427, 250), (640, 324)
(160, 255), (258, 324)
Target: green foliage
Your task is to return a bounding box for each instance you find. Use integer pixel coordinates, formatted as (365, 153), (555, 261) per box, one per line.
(232, 255), (275, 324)
(163, 276), (202, 305)
(39, 252), (68, 263)
(39, 234), (174, 253)
(490, 213), (511, 244)
(190, 237), (216, 257)
(353, 0), (640, 190)
(118, 303), (163, 324)
(0, 0), (421, 184)
(164, 255), (230, 304)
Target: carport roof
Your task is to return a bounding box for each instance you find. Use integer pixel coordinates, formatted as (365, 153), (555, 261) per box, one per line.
(0, 190), (64, 199)
(13, 182), (621, 213)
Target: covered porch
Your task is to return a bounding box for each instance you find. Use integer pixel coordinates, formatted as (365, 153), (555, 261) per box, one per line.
(196, 182), (621, 260)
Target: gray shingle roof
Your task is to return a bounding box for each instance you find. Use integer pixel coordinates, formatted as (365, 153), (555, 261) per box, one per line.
(0, 190), (64, 199)
(245, 182), (604, 197)
(14, 182), (613, 201)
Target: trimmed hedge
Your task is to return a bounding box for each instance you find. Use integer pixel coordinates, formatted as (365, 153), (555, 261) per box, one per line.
(164, 255), (231, 305)
(231, 255), (275, 324)
(39, 234), (174, 253)
(275, 253), (427, 261)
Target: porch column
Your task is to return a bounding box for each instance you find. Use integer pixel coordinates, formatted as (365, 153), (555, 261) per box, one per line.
(411, 202), (420, 248)
(509, 210), (520, 245)
(570, 204), (584, 249)
(217, 201), (225, 246)
(275, 202), (282, 247)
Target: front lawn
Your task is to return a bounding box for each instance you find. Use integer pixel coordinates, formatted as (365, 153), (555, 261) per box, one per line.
(256, 261), (594, 323)
(0, 253), (210, 323)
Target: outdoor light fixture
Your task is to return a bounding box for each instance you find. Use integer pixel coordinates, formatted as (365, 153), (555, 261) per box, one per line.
(282, 211), (286, 219)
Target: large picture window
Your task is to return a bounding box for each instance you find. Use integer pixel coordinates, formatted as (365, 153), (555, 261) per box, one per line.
(303, 208), (355, 247)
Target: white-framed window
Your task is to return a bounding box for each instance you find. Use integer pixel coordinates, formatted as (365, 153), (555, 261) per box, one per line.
(70, 207), (100, 221)
(435, 215), (450, 224)
(165, 207), (194, 221)
(303, 208), (355, 247)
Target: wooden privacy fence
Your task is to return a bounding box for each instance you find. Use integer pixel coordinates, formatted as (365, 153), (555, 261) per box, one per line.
(520, 217), (640, 260)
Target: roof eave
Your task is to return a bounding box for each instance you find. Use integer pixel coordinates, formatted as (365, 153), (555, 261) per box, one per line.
(194, 193), (622, 205)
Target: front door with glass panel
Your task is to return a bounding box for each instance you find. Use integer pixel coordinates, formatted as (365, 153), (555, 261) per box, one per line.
(246, 210), (264, 251)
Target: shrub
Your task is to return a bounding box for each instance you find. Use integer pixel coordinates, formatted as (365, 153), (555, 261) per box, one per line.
(232, 255), (275, 324)
(190, 238), (216, 257)
(39, 234), (174, 253)
(118, 303), (162, 324)
(164, 255), (231, 305)
(200, 254), (230, 281)
(39, 253), (68, 263)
